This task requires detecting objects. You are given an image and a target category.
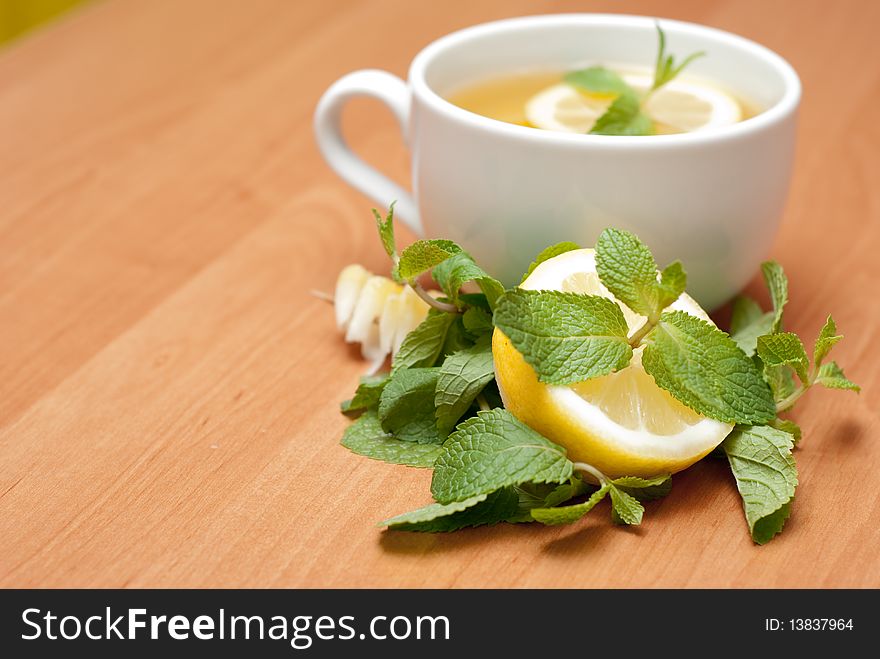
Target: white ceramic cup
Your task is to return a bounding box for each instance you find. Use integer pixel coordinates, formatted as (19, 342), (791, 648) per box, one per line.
(314, 14), (800, 309)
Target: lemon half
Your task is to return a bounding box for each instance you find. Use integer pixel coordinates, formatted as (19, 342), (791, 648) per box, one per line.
(492, 249), (733, 477)
(524, 74), (742, 135)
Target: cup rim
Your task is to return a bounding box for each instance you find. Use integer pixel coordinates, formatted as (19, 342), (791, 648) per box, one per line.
(409, 14), (801, 147)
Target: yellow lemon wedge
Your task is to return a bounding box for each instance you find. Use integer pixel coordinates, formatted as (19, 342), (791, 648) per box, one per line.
(492, 249), (733, 477)
(524, 74), (741, 134)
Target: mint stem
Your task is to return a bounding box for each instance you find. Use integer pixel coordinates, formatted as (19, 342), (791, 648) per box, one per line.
(476, 394), (490, 412)
(776, 364), (822, 413)
(776, 383), (809, 413)
(628, 318), (656, 347)
(572, 462), (608, 486)
(410, 280), (461, 314)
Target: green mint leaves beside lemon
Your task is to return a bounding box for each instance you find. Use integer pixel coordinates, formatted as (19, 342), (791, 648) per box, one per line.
(722, 425), (797, 544)
(564, 24), (704, 135)
(491, 290), (633, 385)
(337, 207), (859, 544)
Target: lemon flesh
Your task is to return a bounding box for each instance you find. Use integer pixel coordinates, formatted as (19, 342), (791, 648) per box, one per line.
(492, 249), (732, 477)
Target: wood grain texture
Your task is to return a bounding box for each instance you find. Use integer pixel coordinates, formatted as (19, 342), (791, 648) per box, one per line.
(1, 0), (878, 588)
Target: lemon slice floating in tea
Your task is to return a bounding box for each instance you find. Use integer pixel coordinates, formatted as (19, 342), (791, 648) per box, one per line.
(523, 83), (613, 133)
(525, 73), (742, 134)
(492, 248), (733, 478)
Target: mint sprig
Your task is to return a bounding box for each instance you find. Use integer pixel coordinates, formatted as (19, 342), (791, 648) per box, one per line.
(762, 261), (789, 334)
(564, 24), (704, 136)
(373, 204), (397, 260)
(721, 425), (797, 544)
(729, 296), (773, 356)
(595, 226), (685, 320)
(642, 311), (776, 425)
(590, 93), (654, 136)
(382, 489), (520, 532)
(342, 411), (442, 468)
(612, 474), (673, 501)
(530, 471), (669, 526)
(378, 367), (444, 444)
(813, 314), (842, 366)
(739, 267), (859, 414)
(717, 257), (857, 540)
(608, 485), (645, 525)
(531, 486), (610, 525)
(431, 409), (574, 504)
(729, 261), (790, 356)
(340, 374), (389, 416)
(335, 205), (860, 545)
(433, 252), (504, 311)
(757, 332), (811, 385)
(651, 23), (705, 92)
(493, 289), (633, 385)
(434, 338), (496, 437)
(563, 67), (632, 95)
(392, 311), (457, 372)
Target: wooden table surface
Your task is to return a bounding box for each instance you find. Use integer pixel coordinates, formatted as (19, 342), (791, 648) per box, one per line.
(1, 0), (878, 589)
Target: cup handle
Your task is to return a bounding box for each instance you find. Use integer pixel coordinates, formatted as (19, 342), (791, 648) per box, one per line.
(314, 69), (421, 235)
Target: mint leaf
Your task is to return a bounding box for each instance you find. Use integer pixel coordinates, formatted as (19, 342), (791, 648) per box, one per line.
(651, 23), (705, 92)
(764, 364), (797, 403)
(493, 289), (632, 385)
(396, 239), (462, 281)
(610, 474), (669, 488)
(542, 477), (592, 508)
(771, 418), (802, 444)
(341, 411), (442, 468)
(730, 296), (766, 333)
(590, 91), (653, 136)
(531, 485), (609, 526)
(434, 339), (496, 436)
(761, 261), (788, 333)
(432, 251), (504, 310)
(440, 315), (473, 357)
(507, 483), (566, 523)
(462, 307), (494, 337)
(721, 425), (797, 545)
(431, 408), (573, 504)
(611, 474), (672, 501)
(341, 374), (389, 416)
(372, 204), (397, 260)
(564, 66), (653, 135)
(564, 67), (632, 95)
(608, 485), (644, 525)
(657, 260), (687, 309)
(642, 310), (776, 424)
(382, 488), (519, 532)
(813, 315), (842, 367)
(757, 332), (810, 385)
(458, 292), (492, 312)
(729, 295), (774, 357)
(521, 241), (581, 283)
(378, 368), (443, 444)
(816, 361), (860, 392)
(392, 310), (456, 372)
(595, 227), (668, 318)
